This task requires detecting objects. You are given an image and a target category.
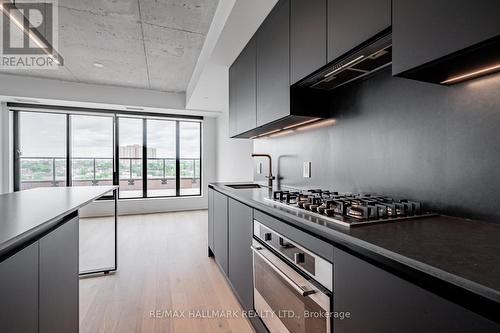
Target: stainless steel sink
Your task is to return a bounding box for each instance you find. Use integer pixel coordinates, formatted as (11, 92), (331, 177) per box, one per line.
(226, 184), (262, 189)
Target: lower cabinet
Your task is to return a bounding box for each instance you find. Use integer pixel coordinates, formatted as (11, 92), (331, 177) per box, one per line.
(39, 216), (79, 333)
(0, 216), (79, 333)
(212, 190), (229, 275)
(208, 188), (214, 254)
(334, 248), (500, 332)
(0, 242), (39, 333)
(228, 198), (254, 310)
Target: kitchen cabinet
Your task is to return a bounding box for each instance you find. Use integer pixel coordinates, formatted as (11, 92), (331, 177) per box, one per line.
(229, 36), (257, 137)
(228, 0), (329, 138)
(212, 190), (229, 275)
(0, 242), (38, 333)
(208, 188), (214, 255)
(290, 0), (327, 84)
(228, 198), (254, 310)
(327, 0), (391, 62)
(39, 217), (79, 333)
(392, 0), (500, 78)
(334, 248), (500, 332)
(256, 0), (290, 127)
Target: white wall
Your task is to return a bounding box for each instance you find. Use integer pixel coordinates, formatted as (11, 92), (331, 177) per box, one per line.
(0, 103), (11, 194)
(214, 69), (253, 182)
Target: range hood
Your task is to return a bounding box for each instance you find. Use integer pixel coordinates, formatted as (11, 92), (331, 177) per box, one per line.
(296, 31), (392, 90)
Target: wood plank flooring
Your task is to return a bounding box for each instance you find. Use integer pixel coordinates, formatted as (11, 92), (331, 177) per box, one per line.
(79, 210), (254, 333)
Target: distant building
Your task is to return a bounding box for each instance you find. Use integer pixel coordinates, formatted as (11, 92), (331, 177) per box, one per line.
(119, 145), (156, 158)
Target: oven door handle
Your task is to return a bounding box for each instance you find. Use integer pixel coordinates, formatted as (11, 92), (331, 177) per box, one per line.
(251, 245), (316, 297)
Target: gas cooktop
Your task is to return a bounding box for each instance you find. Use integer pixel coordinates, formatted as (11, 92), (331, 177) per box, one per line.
(265, 189), (435, 227)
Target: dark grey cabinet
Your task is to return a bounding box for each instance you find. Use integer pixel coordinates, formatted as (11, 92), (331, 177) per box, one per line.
(229, 36), (257, 137)
(228, 198), (254, 310)
(334, 248), (500, 332)
(392, 0), (500, 76)
(0, 243), (38, 333)
(208, 188), (214, 253)
(213, 190), (229, 274)
(290, 0), (327, 84)
(327, 0), (391, 62)
(0, 217), (79, 333)
(39, 217), (79, 333)
(256, 0), (290, 127)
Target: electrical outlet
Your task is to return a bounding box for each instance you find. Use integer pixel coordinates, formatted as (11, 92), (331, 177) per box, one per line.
(257, 162), (262, 174)
(303, 162), (311, 178)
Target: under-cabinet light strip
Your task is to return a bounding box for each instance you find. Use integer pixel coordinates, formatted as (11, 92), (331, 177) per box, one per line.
(441, 63), (500, 84)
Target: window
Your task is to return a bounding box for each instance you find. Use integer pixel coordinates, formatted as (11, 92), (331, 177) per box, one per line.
(118, 117), (143, 199)
(147, 119), (176, 197)
(71, 115), (114, 187)
(180, 121), (201, 196)
(18, 112), (67, 190)
(14, 109), (202, 198)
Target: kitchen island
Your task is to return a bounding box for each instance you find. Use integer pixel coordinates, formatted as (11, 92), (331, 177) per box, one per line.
(0, 186), (116, 333)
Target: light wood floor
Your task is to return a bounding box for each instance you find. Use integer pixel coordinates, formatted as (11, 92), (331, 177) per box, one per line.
(79, 210), (254, 333)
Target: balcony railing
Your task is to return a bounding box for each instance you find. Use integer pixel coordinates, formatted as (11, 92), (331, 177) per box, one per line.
(19, 157), (201, 191)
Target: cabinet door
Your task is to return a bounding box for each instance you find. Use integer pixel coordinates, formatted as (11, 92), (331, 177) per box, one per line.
(228, 198), (254, 310)
(0, 242), (38, 333)
(228, 59), (238, 137)
(327, 0), (391, 62)
(236, 37), (257, 135)
(334, 248), (500, 332)
(392, 0), (500, 75)
(208, 188), (214, 253)
(213, 190), (228, 275)
(290, 0), (327, 84)
(256, 0), (290, 127)
(39, 216), (79, 333)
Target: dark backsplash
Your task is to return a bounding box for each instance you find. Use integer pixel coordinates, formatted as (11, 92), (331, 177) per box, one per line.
(254, 68), (500, 223)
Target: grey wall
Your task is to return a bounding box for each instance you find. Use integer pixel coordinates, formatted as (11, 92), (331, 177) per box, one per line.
(254, 68), (500, 223)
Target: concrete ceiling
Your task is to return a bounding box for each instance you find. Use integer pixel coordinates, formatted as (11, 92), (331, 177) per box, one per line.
(0, 0), (219, 93)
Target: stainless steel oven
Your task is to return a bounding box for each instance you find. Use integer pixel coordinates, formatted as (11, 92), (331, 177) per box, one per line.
(252, 220), (333, 333)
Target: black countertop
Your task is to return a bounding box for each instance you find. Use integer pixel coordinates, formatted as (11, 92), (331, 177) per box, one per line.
(209, 182), (500, 305)
(0, 186), (116, 261)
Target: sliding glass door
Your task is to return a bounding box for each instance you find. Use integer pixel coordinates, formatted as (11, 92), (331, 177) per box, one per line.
(18, 112), (67, 190)
(14, 110), (202, 198)
(147, 119), (176, 197)
(118, 117), (143, 199)
(180, 121), (201, 196)
(71, 115), (114, 187)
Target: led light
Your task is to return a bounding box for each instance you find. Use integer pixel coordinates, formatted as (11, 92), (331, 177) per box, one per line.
(282, 118), (321, 130)
(93, 62), (105, 68)
(441, 64), (500, 84)
(269, 130), (294, 138)
(324, 56), (365, 78)
(296, 119), (336, 131)
(256, 129), (281, 138)
(0, 3), (63, 65)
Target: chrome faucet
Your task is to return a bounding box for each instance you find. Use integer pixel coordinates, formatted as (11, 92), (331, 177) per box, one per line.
(252, 153), (275, 188)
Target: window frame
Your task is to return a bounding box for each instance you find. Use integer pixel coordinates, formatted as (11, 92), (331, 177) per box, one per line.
(11, 104), (203, 199)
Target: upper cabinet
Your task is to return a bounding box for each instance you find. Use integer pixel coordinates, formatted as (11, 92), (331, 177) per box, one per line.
(229, 36), (257, 137)
(256, 0), (290, 127)
(229, 0), (328, 138)
(290, 0), (327, 84)
(327, 0), (391, 62)
(392, 0), (500, 84)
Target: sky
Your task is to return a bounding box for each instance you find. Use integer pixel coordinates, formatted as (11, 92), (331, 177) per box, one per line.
(19, 112), (201, 159)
